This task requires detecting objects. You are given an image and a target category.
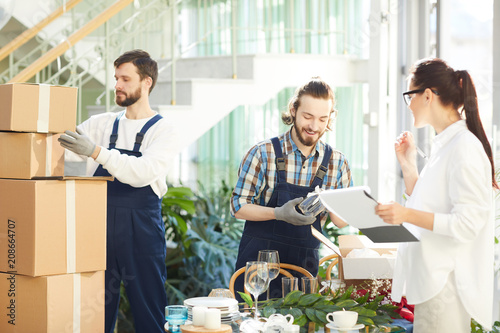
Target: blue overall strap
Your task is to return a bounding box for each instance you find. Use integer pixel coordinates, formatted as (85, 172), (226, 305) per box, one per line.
(109, 111), (125, 149)
(271, 137), (287, 184)
(133, 114), (163, 152)
(311, 144), (332, 188)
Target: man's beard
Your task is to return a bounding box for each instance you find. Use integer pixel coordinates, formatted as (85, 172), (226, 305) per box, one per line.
(293, 122), (325, 147)
(116, 87), (141, 107)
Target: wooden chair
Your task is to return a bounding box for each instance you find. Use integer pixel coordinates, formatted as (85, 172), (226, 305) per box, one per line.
(318, 254), (340, 280)
(228, 263), (313, 298)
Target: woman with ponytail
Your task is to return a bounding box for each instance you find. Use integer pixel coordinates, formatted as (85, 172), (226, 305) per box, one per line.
(375, 58), (497, 332)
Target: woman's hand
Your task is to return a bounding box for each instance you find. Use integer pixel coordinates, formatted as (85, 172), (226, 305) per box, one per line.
(375, 202), (435, 230)
(395, 131), (417, 171)
(395, 131), (420, 195)
(374, 202), (407, 225)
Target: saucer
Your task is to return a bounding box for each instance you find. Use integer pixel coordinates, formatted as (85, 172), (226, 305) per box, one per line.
(326, 323), (365, 332)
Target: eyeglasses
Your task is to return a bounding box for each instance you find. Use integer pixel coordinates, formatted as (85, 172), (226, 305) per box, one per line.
(402, 88), (439, 105)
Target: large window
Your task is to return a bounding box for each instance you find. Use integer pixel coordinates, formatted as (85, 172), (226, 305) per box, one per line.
(195, 84), (366, 190)
(173, 0), (369, 190)
(179, 0), (367, 57)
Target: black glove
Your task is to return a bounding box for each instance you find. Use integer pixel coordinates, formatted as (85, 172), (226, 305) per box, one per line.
(275, 197), (316, 226)
(58, 128), (96, 157)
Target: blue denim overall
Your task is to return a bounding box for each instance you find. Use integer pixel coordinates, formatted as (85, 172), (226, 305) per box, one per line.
(94, 112), (167, 333)
(234, 137), (332, 299)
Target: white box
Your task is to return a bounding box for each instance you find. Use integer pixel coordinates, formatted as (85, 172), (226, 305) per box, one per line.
(339, 235), (397, 280)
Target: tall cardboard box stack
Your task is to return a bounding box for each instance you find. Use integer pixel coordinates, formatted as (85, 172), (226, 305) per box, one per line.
(0, 83), (106, 333)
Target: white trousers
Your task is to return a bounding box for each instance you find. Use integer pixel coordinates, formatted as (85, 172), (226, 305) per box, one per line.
(413, 271), (470, 333)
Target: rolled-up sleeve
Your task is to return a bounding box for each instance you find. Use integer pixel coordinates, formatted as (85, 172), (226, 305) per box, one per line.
(336, 154), (353, 188)
(230, 145), (266, 216)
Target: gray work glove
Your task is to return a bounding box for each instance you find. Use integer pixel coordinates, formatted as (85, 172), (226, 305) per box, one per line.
(275, 197), (316, 226)
(58, 128), (96, 157)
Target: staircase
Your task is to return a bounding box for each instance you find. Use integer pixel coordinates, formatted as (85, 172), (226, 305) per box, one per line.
(0, 0), (370, 157)
(152, 53), (368, 155)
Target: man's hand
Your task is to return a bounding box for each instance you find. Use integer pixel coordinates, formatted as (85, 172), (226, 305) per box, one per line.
(58, 128), (96, 157)
(275, 197), (316, 226)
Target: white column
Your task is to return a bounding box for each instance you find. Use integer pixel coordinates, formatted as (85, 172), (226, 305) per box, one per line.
(366, 0), (398, 201)
(395, 0), (432, 200)
(493, 0), (500, 322)
(494, 0), (500, 130)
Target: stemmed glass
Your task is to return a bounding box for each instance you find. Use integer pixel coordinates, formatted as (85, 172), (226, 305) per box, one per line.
(258, 250), (280, 300)
(244, 261), (269, 319)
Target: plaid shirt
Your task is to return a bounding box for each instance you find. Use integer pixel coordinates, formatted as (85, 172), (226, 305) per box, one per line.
(230, 130), (353, 224)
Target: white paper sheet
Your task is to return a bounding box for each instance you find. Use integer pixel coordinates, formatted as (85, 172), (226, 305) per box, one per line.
(319, 186), (419, 243)
(319, 186), (386, 228)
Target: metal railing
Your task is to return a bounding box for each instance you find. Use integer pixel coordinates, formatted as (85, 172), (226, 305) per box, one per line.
(0, 0), (83, 63)
(0, 0), (112, 83)
(8, 0), (135, 83)
(1, 0), (353, 120)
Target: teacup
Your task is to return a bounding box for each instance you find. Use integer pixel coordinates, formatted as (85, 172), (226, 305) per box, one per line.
(326, 310), (358, 328)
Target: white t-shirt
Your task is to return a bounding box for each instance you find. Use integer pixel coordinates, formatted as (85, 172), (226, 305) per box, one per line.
(391, 120), (494, 329)
(69, 110), (177, 198)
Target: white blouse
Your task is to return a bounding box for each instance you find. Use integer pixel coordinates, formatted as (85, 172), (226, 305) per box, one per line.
(391, 120), (494, 329)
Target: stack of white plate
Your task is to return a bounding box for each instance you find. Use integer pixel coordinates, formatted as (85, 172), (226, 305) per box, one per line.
(184, 297), (241, 325)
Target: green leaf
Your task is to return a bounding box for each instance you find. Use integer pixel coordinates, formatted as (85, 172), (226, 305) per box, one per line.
(354, 291), (370, 304)
(297, 293), (321, 307)
(272, 298), (284, 308)
(364, 300), (379, 311)
(352, 307), (377, 317)
(372, 313), (393, 325)
(315, 304), (339, 313)
(339, 285), (354, 298)
(313, 299), (333, 307)
(287, 308), (304, 319)
(169, 212), (188, 234)
(357, 315), (375, 327)
(163, 198), (196, 214)
(335, 299), (358, 309)
(261, 306), (276, 317)
(283, 290), (303, 306)
(238, 292), (253, 307)
(314, 310), (328, 324)
(295, 314), (308, 326)
(379, 303), (399, 311)
(304, 308), (318, 322)
(166, 186), (194, 197)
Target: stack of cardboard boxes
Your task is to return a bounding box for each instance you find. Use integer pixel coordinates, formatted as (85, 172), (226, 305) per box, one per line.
(0, 83), (107, 333)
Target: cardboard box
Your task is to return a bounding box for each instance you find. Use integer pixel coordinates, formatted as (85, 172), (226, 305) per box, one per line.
(0, 271), (104, 333)
(0, 83), (77, 133)
(0, 178), (107, 276)
(0, 132), (64, 179)
(338, 235), (397, 280)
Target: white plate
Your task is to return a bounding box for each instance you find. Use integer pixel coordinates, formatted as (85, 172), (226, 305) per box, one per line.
(326, 323), (365, 331)
(184, 297), (238, 308)
(188, 312), (241, 321)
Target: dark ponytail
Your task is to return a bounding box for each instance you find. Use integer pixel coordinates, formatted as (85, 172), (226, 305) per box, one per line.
(410, 58), (498, 189)
(456, 70), (498, 189)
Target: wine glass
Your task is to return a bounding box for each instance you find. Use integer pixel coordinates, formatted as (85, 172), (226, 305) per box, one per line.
(244, 261), (269, 319)
(258, 250), (280, 300)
